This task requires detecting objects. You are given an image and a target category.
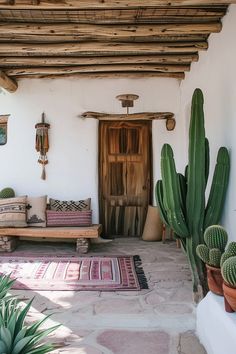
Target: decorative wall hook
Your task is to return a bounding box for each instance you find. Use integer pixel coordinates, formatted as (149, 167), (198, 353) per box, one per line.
(35, 112), (50, 180)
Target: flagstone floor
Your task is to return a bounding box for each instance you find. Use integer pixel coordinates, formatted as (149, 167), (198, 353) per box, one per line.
(10, 238), (207, 354)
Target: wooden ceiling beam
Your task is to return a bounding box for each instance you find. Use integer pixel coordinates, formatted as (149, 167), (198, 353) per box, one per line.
(5, 64), (190, 77)
(6, 71), (185, 79)
(0, 41), (208, 56)
(0, 53), (199, 66)
(0, 1), (234, 9)
(0, 22), (222, 40)
(0, 70), (17, 92)
(0, 8), (227, 25)
(0, 34), (208, 44)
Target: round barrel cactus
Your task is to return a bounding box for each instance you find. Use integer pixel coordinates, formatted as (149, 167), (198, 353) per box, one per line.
(204, 225), (228, 252)
(0, 187), (15, 199)
(221, 256), (236, 287)
(220, 242), (236, 267)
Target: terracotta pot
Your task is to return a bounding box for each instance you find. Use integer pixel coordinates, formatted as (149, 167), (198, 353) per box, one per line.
(206, 264), (223, 296)
(142, 206), (163, 241)
(223, 282), (236, 313)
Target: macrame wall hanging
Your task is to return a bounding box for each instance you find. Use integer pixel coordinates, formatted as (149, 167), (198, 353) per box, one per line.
(35, 112), (50, 180)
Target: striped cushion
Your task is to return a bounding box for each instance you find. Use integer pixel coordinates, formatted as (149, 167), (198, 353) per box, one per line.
(46, 210), (92, 227)
(0, 196), (27, 228)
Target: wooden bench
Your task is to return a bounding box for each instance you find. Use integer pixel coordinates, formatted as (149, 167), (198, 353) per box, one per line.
(0, 224), (102, 254)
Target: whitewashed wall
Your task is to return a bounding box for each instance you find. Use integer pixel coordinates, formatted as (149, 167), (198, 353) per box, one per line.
(180, 5), (236, 240)
(0, 77), (184, 222)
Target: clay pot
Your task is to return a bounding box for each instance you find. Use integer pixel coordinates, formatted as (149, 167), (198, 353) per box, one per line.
(206, 264), (223, 296)
(223, 282), (236, 313)
(142, 206), (163, 241)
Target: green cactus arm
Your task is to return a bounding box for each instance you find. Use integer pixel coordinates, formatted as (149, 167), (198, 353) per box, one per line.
(184, 165), (188, 180)
(155, 180), (169, 226)
(178, 173), (187, 219)
(161, 144), (189, 238)
(196, 244), (209, 264)
(205, 138), (210, 187)
(209, 248), (221, 268)
(204, 147), (230, 229)
(186, 88), (206, 240)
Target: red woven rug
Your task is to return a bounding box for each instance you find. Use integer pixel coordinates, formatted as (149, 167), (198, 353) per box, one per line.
(0, 255), (148, 291)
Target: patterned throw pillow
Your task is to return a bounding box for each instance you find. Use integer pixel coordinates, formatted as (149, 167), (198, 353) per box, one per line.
(27, 196), (47, 227)
(0, 196), (27, 227)
(46, 210), (92, 227)
(49, 198), (91, 212)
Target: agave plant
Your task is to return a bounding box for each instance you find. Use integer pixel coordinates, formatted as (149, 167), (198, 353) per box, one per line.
(0, 273), (15, 301)
(0, 298), (60, 354)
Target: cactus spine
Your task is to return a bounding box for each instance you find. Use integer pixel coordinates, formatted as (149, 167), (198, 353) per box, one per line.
(156, 88), (230, 298)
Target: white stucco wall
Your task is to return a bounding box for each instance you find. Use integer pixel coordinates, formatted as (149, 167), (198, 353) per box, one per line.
(0, 77), (184, 222)
(180, 5), (236, 240)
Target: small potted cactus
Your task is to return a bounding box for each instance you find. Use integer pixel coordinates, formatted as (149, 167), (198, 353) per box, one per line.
(221, 242), (236, 312)
(196, 225), (228, 295)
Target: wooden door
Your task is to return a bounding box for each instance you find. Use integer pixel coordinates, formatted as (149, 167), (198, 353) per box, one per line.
(99, 121), (152, 238)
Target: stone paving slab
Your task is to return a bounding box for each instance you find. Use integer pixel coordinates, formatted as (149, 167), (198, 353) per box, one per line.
(8, 238), (206, 354)
(97, 330), (170, 354)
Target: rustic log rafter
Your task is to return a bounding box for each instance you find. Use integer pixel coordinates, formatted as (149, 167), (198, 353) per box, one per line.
(0, 22), (222, 40)
(0, 1), (234, 9)
(0, 41), (208, 56)
(0, 54), (199, 67)
(0, 70), (17, 93)
(81, 111), (176, 131)
(5, 64), (191, 77)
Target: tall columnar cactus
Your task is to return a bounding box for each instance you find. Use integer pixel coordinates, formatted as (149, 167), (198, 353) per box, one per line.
(221, 256), (236, 287)
(156, 88), (230, 299)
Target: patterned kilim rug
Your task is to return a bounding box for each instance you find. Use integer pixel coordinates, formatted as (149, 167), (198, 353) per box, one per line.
(0, 255), (148, 291)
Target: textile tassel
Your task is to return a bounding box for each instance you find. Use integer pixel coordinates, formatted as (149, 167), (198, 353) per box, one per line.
(133, 255), (149, 289)
(35, 113), (50, 180)
(41, 164), (46, 180)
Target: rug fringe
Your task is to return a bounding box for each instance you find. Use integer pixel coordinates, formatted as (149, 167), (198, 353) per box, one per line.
(133, 255), (148, 289)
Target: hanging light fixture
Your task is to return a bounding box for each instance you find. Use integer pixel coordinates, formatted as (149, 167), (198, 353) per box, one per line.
(116, 94), (139, 115)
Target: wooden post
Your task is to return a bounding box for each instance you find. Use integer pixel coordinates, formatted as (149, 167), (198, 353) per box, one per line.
(0, 70), (17, 93)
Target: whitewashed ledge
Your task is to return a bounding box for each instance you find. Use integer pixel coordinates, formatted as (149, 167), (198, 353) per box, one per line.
(197, 292), (236, 354)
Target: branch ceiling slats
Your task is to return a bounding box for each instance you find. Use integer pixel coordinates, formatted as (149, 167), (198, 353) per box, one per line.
(0, 0), (232, 90)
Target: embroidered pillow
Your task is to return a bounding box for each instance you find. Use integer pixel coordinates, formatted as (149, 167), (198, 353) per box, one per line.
(46, 210), (92, 227)
(49, 198), (91, 212)
(0, 196), (27, 228)
(27, 196), (47, 227)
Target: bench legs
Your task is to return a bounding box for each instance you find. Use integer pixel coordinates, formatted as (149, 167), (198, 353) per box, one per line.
(0, 236), (18, 252)
(76, 238), (90, 254)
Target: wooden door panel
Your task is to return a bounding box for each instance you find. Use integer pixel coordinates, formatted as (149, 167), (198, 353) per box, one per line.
(99, 121), (152, 238)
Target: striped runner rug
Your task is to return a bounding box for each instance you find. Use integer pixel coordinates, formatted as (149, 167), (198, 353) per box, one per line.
(0, 255), (148, 291)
